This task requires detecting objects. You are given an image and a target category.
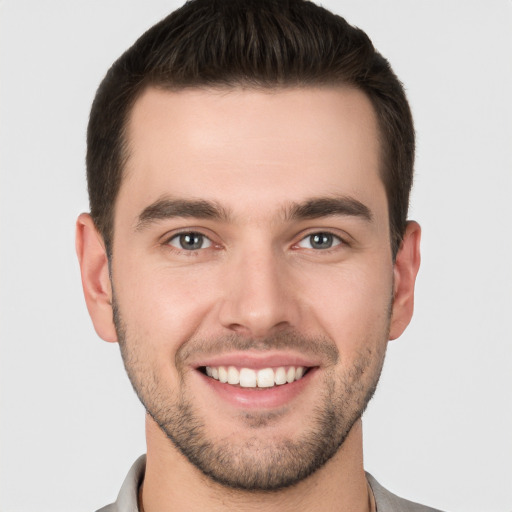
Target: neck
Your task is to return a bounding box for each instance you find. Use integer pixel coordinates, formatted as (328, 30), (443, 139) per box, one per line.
(141, 416), (371, 512)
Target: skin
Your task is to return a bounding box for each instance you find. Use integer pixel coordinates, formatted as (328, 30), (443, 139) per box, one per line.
(76, 86), (421, 512)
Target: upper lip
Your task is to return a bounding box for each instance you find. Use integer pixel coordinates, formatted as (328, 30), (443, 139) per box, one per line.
(190, 351), (321, 370)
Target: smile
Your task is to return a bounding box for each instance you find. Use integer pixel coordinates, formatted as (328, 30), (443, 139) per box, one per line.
(202, 366), (308, 388)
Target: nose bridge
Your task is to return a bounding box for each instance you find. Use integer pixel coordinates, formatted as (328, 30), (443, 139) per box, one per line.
(218, 238), (298, 337)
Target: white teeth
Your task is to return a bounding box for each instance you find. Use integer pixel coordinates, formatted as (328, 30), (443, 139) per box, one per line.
(227, 366), (239, 385)
(218, 366), (228, 383)
(274, 367), (287, 385)
(257, 368), (275, 388)
(239, 368), (257, 388)
(204, 365), (307, 388)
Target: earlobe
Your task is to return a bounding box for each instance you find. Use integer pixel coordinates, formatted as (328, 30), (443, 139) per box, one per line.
(76, 213), (118, 343)
(389, 221), (421, 341)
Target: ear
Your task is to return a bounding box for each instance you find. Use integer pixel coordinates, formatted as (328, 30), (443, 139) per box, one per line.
(75, 213), (118, 343)
(389, 221), (421, 341)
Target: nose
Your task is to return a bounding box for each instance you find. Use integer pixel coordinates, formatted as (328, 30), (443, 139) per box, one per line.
(217, 244), (300, 338)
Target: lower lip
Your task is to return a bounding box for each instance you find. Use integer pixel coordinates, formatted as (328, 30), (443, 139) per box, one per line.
(197, 368), (317, 409)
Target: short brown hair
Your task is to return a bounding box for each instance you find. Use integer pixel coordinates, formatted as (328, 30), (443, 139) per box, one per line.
(87, 0), (415, 258)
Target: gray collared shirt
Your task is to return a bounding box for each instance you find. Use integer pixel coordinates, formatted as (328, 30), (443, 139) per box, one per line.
(96, 455), (445, 512)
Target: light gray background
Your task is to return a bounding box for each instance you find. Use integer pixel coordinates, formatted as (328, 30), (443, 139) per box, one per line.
(1, 1), (511, 511)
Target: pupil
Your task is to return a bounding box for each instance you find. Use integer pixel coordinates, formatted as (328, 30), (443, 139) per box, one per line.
(180, 233), (202, 250)
(311, 233), (332, 249)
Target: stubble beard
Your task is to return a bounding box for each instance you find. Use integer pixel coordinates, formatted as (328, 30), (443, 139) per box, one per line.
(113, 299), (389, 492)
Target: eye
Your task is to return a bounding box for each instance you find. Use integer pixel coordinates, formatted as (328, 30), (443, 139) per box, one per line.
(297, 232), (342, 250)
(167, 232), (212, 251)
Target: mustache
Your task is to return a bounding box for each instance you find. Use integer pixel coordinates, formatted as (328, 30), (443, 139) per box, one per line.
(176, 330), (340, 367)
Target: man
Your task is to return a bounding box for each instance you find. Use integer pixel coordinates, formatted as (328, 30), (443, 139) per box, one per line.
(76, 0), (438, 510)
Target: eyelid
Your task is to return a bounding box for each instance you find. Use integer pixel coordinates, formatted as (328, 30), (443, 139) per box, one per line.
(292, 228), (351, 248)
(160, 227), (220, 251)
(296, 231), (343, 250)
(161, 226), (213, 241)
(167, 232), (212, 250)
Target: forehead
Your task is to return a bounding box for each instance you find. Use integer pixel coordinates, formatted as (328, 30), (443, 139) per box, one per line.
(119, 86), (385, 225)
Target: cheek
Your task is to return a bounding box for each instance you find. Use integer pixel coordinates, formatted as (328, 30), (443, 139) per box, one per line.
(300, 263), (393, 352)
(112, 247), (393, 361)
(113, 261), (219, 353)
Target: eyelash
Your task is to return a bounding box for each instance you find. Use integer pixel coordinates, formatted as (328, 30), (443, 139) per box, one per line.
(163, 229), (348, 254)
(164, 231), (215, 254)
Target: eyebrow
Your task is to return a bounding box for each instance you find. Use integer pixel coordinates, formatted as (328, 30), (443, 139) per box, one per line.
(136, 198), (231, 231)
(283, 196), (373, 222)
(135, 195), (372, 231)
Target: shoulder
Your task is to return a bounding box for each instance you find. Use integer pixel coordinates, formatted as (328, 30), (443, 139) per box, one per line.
(95, 506), (115, 512)
(94, 455), (146, 512)
(366, 473), (446, 512)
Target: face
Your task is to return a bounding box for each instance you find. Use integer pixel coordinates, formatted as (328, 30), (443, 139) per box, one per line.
(79, 86), (418, 491)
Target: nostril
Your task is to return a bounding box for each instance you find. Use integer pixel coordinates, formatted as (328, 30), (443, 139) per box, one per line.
(225, 320), (293, 339)
(227, 323), (245, 333)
